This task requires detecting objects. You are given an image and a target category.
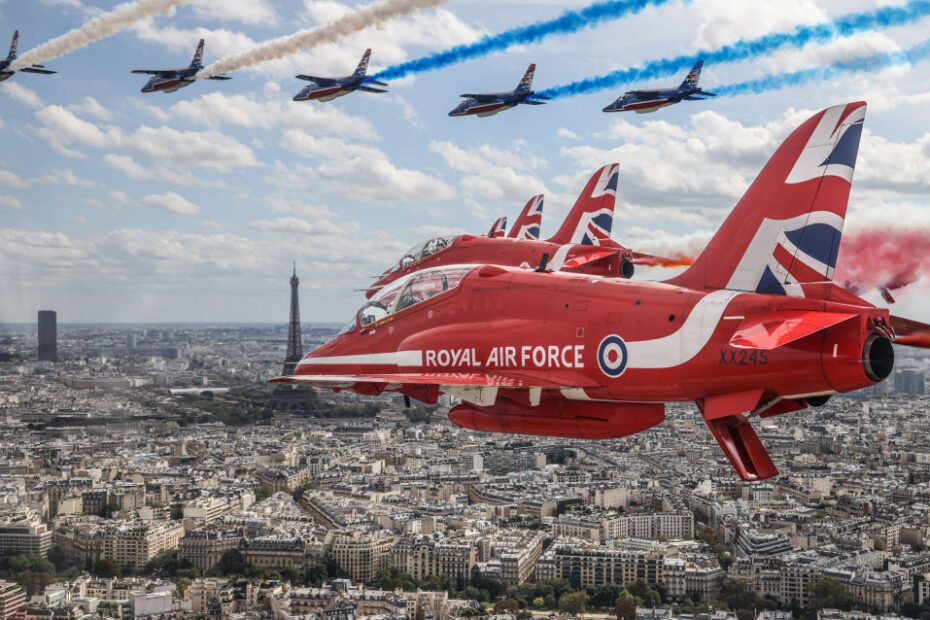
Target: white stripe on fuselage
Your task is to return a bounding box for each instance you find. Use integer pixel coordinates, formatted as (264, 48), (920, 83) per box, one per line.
(625, 289), (741, 369)
(298, 350), (423, 367)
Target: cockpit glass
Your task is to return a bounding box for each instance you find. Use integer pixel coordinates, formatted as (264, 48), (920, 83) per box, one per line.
(347, 266), (475, 332)
(391, 236), (457, 272)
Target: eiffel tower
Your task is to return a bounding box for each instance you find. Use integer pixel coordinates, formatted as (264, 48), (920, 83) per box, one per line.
(283, 262), (303, 376)
(272, 262), (320, 412)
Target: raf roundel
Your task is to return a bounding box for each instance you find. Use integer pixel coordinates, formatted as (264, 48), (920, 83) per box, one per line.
(597, 334), (628, 378)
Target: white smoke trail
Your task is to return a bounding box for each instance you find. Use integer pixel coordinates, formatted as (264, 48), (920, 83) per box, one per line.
(10, 0), (194, 70)
(196, 0), (449, 79)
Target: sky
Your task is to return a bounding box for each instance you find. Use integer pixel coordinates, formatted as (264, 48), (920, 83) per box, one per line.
(2, 0), (930, 325)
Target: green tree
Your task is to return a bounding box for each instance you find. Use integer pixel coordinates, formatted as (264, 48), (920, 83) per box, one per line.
(93, 559), (121, 578)
(215, 549), (247, 576)
(808, 577), (853, 611)
(615, 598), (637, 620)
(47, 545), (68, 572)
(532, 597), (545, 608)
(585, 584), (622, 609)
(558, 591), (588, 615)
(494, 599), (520, 614)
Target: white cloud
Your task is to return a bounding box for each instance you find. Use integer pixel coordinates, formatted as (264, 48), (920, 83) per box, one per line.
(127, 126), (261, 172)
(249, 217), (341, 236)
(0, 170), (29, 189)
(67, 97), (113, 121)
(132, 20), (258, 57)
(71, 215), (88, 223)
(4, 83), (44, 108)
(430, 140), (548, 206)
(104, 154), (153, 179)
(693, 0), (824, 50)
(108, 191), (133, 208)
(168, 92), (376, 140)
(37, 168), (101, 188)
(0, 196), (25, 210)
(191, 0), (277, 24)
(142, 191), (199, 216)
(34, 105), (122, 155)
(278, 130), (454, 202)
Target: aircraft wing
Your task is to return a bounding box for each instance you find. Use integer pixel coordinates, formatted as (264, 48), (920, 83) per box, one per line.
(460, 93), (499, 102)
(729, 311), (857, 350)
(627, 90), (661, 99)
(19, 66), (56, 74)
(131, 69), (175, 77)
(296, 75), (336, 85)
(270, 369), (601, 406)
(355, 86), (387, 93)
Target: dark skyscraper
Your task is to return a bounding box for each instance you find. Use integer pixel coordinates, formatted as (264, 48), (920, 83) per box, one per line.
(283, 263), (303, 376)
(37, 310), (57, 363)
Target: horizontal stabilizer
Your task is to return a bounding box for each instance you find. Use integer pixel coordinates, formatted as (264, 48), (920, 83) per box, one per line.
(366, 79), (389, 86)
(703, 413), (778, 481)
(356, 86), (387, 93)
(19, 66), (56, 74)
(729, 310), (856, 350)
(891, 315), (930, 348)
(296, 74), (334, 84)
(206, 75), (232, 81)
(522, 100), (548, 105)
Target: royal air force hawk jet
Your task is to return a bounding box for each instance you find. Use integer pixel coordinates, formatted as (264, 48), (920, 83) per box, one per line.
(274, 101), (930, 482)
(450, 64), (551, 117)
(603, 60), (716, 114)
(293, 49), (388, 102)
(132, 39), (231, 94)
(0, 31), (56, 82)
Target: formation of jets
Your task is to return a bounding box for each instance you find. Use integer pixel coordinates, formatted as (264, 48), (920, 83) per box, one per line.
(2, 30), (716, 117)
(274, 102), (930, 482)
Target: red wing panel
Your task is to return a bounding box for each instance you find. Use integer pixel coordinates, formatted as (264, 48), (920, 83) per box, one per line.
(560, 248), (618, 272)
(729, 311), (856, 349)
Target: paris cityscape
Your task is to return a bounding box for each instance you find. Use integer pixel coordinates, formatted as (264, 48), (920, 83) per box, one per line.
(0, 268), (926, 620)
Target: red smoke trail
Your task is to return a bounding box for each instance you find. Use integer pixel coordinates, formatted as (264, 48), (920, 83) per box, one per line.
(633, 253), (695, 268)
(894, 332), (930, 348)
(835, 228), (930, 296)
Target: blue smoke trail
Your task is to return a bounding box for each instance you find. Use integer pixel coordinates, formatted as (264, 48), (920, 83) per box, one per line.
(371, 0), (676, 81)
(715, 40), (930, 97)
(539, 0), (930, 99)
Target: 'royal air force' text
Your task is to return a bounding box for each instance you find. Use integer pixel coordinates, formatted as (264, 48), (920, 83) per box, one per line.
(424, 345), (584, 368)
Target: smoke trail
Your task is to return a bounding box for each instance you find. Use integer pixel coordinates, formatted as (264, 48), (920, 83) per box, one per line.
(715, 40), (930, 97)
(9, 0), (193, 70)
(197, 0), (448, 79)
(372, 0), (675, 82)
(539, 0), (930, 99)
(836, 227), (930, 298)
(633, 253), (694, 268)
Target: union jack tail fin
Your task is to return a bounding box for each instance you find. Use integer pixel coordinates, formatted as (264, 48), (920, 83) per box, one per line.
(508, 194), (544, 240)
(353, 49), (372, 77)
(667, 102), (866, 296)
(547, 164), (618, 245)
(189, 39), (205, 69)
(515, 64), (535, 93)
(679, 60), (703, 90)
(8, 31), (18, 61)
(487, 216), (507, 238)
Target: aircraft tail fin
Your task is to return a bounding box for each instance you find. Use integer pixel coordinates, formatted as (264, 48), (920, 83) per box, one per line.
(679, 60), (703, 90)
(515, 63), (536, 92)
(353, 49), (372, 77)
(508, 194), (544, 240)
(8, 30), (18, 61)
(547, 164), (617, 245)
(189, 39), (205, 69)
(667, 102), (866, 295)
(487, 216), (507, 238)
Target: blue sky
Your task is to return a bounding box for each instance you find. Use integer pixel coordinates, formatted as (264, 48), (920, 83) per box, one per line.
(2, 0), (930, 324)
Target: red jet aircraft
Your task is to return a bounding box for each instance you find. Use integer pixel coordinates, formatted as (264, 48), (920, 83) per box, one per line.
(487, 194), (545, 240)
(273, 102), (929, 481)
(367, 164), (667, 298)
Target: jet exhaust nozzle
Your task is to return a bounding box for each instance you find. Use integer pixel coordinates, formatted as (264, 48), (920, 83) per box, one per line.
(863, 334), (894, 382)
(620, 259), (634, 279)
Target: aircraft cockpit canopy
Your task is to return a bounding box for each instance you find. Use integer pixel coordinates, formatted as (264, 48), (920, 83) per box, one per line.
(339, 265), (475, 335)
(392, 236), (457, 272)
